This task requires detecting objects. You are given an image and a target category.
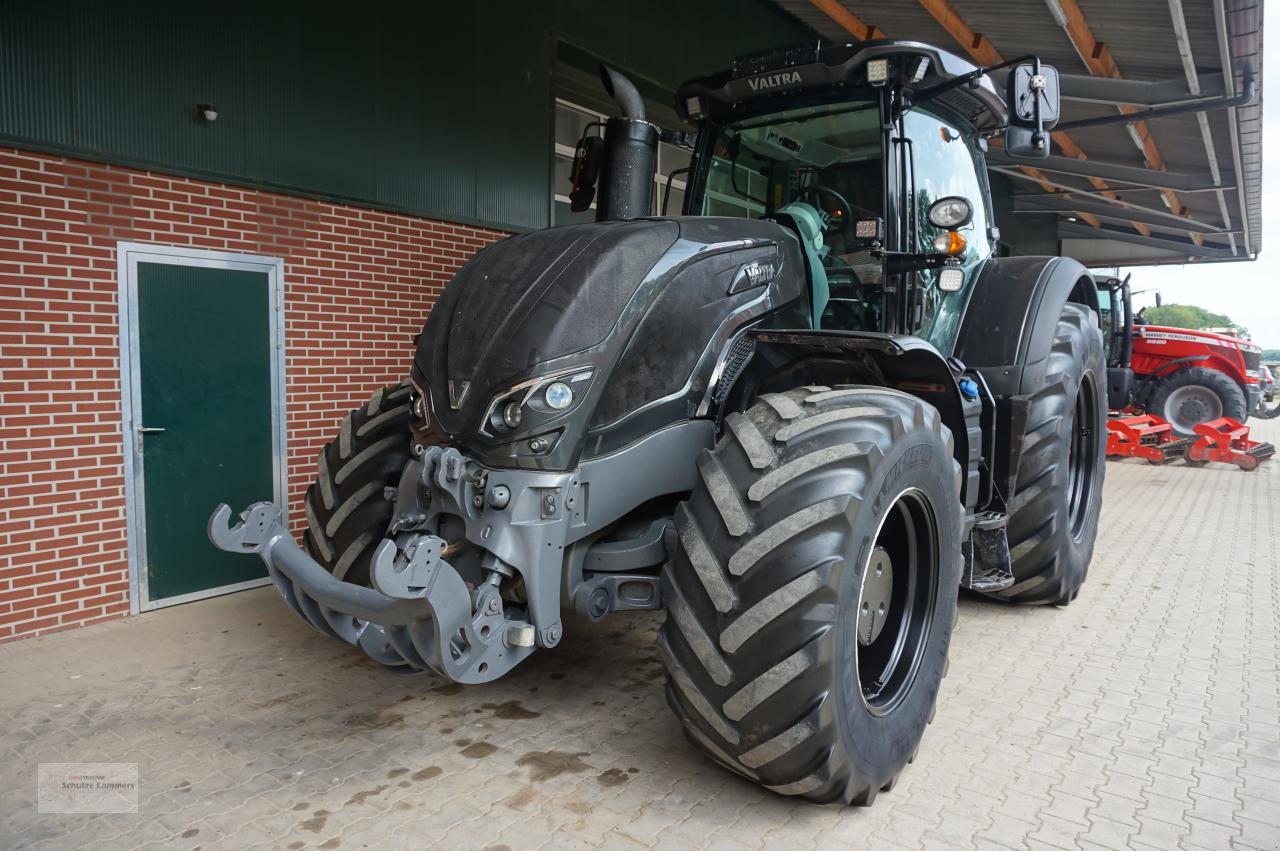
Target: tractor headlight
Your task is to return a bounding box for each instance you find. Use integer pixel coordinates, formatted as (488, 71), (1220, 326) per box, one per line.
(927, 196), (973, 229)
(482, 369), (593, 436)
(544, 382), (573, 410)
(938, 267), (965, 292)
(502, 401), (523, 429)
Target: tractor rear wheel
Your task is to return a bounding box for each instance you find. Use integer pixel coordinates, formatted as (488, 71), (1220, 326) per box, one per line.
(988, 303), (1106, 606)
(660, 386), (961, 805)
(303, 382), (414, 587)
(1148, 366), (1247, 437)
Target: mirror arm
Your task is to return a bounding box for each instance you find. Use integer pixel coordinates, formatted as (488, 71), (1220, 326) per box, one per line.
(907, 54), (1037, 112)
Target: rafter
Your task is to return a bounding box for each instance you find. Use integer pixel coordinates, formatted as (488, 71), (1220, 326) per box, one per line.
(809, 0), (882, 41)
(806, 0), (1105, 228)
(917, 0), (1000, 65)
(986, 148), (1234, 192)
(910, 0), (1160, 237)
(1044, 0), (1202, 246)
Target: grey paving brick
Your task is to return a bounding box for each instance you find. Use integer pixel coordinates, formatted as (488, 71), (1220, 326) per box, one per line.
(3, 419), (1278, 850)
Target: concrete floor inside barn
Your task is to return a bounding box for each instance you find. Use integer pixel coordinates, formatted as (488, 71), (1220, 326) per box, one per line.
(3, 420), (1278, 850)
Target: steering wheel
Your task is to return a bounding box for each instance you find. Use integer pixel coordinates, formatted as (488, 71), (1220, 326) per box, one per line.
(804, 185), (855, 234)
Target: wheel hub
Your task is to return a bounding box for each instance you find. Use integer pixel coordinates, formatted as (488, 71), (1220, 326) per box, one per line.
(1164, 385), (1221, 433)
(857, 546), (894, 646)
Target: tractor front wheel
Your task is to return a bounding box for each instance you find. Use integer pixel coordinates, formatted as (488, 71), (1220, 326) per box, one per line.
(303, 381), (415, 587)
(660, 386), (961, 805)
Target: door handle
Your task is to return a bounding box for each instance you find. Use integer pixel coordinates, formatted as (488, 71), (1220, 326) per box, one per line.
(136, 426), (166, 434)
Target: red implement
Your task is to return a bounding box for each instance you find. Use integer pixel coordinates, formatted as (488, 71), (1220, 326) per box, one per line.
(1105, 415), (1194, 465)
(1186, 417), (1276, 471)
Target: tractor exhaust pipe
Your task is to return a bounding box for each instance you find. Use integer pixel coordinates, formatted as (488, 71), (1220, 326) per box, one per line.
(601, 65), (645, 120)
(597, 65), (658, 222)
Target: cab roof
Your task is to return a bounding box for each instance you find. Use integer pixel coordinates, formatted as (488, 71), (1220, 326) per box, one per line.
(676, 39), (1008, 133)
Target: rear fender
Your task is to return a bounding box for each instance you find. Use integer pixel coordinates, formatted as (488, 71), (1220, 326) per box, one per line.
(955, 256), (1099, 397)
(954, 256), (1111, 509)
(739, 329), (983, 512)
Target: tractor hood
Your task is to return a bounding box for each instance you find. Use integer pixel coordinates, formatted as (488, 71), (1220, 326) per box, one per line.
(414, 217), (806, 471)
(1138, 324), (1261, 353)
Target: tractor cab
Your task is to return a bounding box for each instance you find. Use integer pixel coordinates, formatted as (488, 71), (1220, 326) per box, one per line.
(1096, 274), (1135, 409)
(673, 41), (1058, 354)
(568, 41), (1062, 356)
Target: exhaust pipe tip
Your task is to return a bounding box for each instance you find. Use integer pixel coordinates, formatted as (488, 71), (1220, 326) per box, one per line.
(600, 64), (645, 121)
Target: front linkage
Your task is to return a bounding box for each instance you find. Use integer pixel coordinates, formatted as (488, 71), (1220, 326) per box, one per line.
(210, 423), (708, 682)
(209, 444), (539, 683)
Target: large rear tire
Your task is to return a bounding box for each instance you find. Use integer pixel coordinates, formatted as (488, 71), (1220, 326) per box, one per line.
(660, 386), (962, 805)
(1148, 366), (1247, 437)
(303, 382), (414, 587)
(989, 303), (1106, 605)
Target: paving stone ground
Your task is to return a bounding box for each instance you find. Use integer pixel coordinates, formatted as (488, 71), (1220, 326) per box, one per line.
(3, 419), (1278, 850)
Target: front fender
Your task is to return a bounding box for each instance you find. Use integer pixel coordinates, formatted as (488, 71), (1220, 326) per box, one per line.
(744, 329), (984, 512)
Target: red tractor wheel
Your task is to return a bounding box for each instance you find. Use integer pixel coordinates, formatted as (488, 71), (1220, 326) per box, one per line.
(1147, 367), (1247, 438)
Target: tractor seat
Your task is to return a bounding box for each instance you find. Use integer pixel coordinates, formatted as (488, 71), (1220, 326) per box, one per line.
(769, 203), (829, 330)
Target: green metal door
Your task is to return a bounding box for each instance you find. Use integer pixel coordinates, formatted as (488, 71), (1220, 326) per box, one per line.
(129, 256), (279, 605)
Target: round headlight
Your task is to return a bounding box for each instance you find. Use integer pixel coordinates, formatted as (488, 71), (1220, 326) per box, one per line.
(544, 382), (573, 410)
(927, 196), (973, 229)
(502, 401), (523, 429)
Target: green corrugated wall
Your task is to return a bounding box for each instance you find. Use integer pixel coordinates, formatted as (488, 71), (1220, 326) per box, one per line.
(0, 0), (813, 232)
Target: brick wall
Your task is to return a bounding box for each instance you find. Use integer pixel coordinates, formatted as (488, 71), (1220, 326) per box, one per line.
(0, 147), (505, 641)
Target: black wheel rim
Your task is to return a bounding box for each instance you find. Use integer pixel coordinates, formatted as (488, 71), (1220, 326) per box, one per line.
(1067, 373), (1099, 541)
(856, 488), (939, 716)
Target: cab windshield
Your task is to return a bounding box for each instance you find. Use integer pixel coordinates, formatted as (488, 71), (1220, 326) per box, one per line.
(689, 98), (885, 331)
(687, 96), (993, 351)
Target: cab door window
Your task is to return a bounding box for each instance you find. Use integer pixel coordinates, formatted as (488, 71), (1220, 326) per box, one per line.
(903, 108), (993, 351)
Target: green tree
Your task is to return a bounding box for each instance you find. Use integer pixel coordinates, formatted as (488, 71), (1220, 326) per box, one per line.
(1144, 303), (1246, 336)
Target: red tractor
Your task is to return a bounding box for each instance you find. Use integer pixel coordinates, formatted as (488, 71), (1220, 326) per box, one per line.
(1098, 276), (1264, 436)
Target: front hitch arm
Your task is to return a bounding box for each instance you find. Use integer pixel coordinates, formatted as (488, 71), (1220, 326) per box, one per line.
(208, 502), (535, 683)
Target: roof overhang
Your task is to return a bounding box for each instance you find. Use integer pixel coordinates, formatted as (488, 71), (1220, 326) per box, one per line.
(677, 39), (1007, 132)
(771, 0), (1264, 266)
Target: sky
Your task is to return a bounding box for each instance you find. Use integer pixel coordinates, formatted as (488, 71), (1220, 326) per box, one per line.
(1092, 17), (1277, 348)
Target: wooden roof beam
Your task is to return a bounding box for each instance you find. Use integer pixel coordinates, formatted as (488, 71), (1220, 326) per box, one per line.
(808, 0), (1108, 230)
(910, 0), (1161, 237)
(809, 0), (882, 41)
(1045, 0), (1202, 246)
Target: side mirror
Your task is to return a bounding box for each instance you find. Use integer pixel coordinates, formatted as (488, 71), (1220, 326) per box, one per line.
(569, 135), (603, 213)
(1004, 61), (1060, 160)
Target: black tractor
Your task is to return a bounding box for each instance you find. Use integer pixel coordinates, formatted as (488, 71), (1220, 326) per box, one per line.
(212, 40), (1112, 805)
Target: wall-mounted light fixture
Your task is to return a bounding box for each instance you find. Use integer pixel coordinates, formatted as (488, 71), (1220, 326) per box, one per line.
(196, 103), (218, 122)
